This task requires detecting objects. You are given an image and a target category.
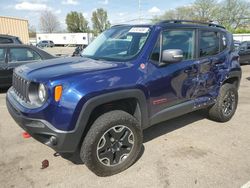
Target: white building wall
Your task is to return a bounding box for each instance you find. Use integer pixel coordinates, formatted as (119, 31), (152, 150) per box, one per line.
(233, 34), (250, 42)
(36, 33), (93, 45)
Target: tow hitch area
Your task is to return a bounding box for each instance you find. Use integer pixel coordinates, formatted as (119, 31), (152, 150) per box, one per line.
(22, 132), (31, 138)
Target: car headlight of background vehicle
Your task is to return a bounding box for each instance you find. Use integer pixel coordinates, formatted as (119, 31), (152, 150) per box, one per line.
(28, 83), (48, 106)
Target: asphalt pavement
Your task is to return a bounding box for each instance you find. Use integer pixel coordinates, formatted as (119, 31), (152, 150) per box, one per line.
(0, 65), (250, 188)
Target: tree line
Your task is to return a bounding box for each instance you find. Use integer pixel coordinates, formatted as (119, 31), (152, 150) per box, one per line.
(38, 8), (110, 35)
(153, 0), (250, 33)
(36, 0), (250, 36)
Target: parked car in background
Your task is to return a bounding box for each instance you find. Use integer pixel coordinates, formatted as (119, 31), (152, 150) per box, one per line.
(238, 41), (250, 65)
(0, 35), (23, 44)
(36, 40), (55, 48)
(233, 40), (241, 51)
(0, 44), (54, 88)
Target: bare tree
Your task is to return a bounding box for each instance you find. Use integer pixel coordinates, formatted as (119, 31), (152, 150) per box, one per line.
(39, 10), (60, 33)
(154, 6), (195, 21)
(153, 0), (250, 32)
(217, 0), (250, 31)
(193, 0), (218, 22)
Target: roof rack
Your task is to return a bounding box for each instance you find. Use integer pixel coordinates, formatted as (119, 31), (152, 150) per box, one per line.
(158, 20), (225, 29)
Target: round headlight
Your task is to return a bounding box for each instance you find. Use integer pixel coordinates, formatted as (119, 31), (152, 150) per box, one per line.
(38, 83), (47, 103)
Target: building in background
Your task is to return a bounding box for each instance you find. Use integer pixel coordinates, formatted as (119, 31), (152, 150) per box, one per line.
(0, 16), (29, 44)
(36, 33), (94, 46)
(233, 34), (250, 42)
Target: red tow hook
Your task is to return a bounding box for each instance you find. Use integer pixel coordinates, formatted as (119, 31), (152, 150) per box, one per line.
(22, 132), (31, 138)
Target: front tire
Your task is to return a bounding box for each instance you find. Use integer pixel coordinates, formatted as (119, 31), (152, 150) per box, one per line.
(80, 110), (143, 176)
(208, 83), (238, 122)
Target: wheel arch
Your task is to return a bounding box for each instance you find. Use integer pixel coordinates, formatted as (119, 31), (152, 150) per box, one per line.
(222, 70), (242, 89)
(73, 89), (149, 150)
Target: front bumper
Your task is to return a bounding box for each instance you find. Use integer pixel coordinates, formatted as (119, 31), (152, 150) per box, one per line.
(6, 91), (82, 153)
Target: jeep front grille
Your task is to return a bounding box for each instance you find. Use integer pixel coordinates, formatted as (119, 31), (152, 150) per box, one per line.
(12, 73), (30, 102)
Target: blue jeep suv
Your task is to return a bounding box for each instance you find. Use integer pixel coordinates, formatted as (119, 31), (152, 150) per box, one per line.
(6, 20), (241, 176)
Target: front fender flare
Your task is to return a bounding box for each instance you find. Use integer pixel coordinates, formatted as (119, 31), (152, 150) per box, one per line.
(71, 89), (149, 151)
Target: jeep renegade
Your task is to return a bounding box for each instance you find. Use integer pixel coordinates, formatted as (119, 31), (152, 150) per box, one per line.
(6, 20), (241, 176)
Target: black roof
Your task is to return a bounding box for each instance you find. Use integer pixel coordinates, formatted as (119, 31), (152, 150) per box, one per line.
(0, 44), (55, 59)
(157, 20), (225, 29)
(0, 34), (19, 38)
(112, 20), (226, 31)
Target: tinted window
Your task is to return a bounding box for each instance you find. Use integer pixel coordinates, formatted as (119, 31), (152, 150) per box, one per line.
(162, 30), (195, 60)
(0, 37), (13, 44)
(0, 48), (6, 63)
(150, 29), (195, 62)
(240, 42), (247, 50)
(9, 48), (42, 63)
(200, 31), (220, 57)
(15, 37), (23, 44)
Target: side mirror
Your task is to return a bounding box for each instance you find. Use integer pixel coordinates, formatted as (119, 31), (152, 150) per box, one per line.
(161, 49), (183, 64)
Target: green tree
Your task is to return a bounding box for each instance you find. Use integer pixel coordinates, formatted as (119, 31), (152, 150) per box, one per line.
(193, 0), (218, 22)
(66, 11), (89, 32)
(91, 8), (111, 35)
(29, 25), (36, 38)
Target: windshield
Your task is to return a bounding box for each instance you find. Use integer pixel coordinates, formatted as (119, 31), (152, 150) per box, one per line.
(82, 26), (151, 61)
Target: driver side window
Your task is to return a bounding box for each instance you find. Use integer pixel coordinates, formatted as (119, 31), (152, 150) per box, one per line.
(9, 48), (42, 63)
(150, 29), (195, 63)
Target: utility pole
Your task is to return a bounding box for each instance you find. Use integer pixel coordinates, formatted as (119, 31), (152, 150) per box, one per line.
(138, 0), (141, 23)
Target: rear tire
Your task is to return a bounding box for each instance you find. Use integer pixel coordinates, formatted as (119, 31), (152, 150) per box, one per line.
(208, 83), (238, 122)
(80, 110), (143, 176)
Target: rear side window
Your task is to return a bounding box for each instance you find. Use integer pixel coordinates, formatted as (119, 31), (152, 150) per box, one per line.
(15, 37), (23, 44)
(0, 37), (13, 44)
(9, 48), (42, 63)
(0, 48), (6, 63)
(242, 42), (250, 51)
(247, 43), (250, 50)
(199, 31), (220, 57)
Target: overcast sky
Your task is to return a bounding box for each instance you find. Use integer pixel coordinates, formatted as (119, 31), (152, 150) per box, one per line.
(0, 0), (195, 31)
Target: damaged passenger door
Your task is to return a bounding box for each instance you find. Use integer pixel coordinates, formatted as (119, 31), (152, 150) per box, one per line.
(195, 30), (227, 99)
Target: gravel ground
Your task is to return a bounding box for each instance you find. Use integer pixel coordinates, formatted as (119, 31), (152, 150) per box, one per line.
(42, 46), (75, 56)
(0, 65), (250, 188)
